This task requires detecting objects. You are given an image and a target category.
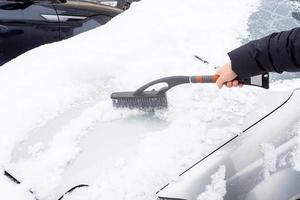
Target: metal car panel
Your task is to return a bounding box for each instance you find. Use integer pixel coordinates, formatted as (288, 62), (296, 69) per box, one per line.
(157, 89), (300, 200)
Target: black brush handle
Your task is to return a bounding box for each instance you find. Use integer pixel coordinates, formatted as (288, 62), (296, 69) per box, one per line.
(134, 76), (190, 95)
(134, 73), (269, 95)
(134, 75), (220, 95)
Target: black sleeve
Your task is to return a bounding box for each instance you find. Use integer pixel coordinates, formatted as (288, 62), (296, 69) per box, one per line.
(228, 27), (300, 79)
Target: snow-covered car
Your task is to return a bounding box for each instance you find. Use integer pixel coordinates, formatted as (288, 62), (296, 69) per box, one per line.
(1, 0), (300, 199)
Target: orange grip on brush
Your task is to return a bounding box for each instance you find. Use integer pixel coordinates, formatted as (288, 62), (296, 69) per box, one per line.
(191, 75), (220, 83)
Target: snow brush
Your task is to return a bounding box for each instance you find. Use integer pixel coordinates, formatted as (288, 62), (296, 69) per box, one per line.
(111, 73), (269, 110)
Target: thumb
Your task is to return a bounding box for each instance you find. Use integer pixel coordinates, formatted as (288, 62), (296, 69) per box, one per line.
(216, 75), (225, 89)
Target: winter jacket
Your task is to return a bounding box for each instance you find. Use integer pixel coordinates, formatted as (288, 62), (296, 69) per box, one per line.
(228, 27), (300, 79)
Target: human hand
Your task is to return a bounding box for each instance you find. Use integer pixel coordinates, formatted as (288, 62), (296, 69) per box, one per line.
(215, 63), (243, 89)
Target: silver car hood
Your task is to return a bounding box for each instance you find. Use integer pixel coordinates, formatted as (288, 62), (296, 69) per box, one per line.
(157, 89), (300, 200)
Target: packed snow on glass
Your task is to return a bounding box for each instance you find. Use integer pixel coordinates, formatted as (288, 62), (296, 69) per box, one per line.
(1, 0), (300, 199)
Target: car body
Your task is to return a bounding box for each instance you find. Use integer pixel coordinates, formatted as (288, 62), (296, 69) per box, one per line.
(2, 0), (300, 199)
(91, 0), (140, 10)
(0, 0), (122, 66)
(156, 89), (300, 200)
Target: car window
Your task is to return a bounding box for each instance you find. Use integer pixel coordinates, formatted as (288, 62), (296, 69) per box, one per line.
(71, 15), (112, 36)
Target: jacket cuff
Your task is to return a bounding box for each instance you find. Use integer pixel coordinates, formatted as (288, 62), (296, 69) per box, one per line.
(228, 42), (265, 79)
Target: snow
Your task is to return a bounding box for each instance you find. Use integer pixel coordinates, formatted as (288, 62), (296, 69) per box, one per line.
(291, 121), (300, 172)
(0, 0), (259, 165)
(2, 0), (300, 199)
(260, 143), (277, 179)
(292, 136), (300, 171)
(0, 173), (35, 200)
(197, 166), (226, 200)
(271, 78), (300, 91)
(7, 101), (131, 197)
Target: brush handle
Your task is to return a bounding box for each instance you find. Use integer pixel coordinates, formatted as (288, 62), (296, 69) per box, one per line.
(134, 76), (190, 95)
(190, 74), (269, 89)
(191, 75), (249, 84)
(190, 75), (220, 83)
(134, 73), (269, 95)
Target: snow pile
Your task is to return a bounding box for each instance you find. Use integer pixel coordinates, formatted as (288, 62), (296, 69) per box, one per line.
(0, 0), (260, 165)
(197, 166), (226, 200)
(0, 0), (265, 199)
(260, 143), (277, 179)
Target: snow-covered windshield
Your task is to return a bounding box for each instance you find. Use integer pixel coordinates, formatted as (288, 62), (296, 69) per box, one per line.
(1, 0), (300, 200)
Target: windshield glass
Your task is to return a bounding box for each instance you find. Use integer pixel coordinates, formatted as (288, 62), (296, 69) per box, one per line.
(247, 0), (300, 80)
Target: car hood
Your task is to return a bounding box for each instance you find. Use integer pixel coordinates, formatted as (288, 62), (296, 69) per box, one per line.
(157, 89), (300, 200)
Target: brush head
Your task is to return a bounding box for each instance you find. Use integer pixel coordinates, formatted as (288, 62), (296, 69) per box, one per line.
(111, 90), (168, 111)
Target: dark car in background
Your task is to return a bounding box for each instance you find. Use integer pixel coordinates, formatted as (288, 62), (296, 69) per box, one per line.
(96, 0), (139, 10)
(0, 0), (122, 66)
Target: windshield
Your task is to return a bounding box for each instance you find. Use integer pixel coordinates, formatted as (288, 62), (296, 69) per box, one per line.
(247, 0), (300, 80)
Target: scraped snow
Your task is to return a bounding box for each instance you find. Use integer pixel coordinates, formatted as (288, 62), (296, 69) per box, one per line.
(260, 143), (277, 179)
(3, 0), (295, 199)
(7, 101), (137, 197)
(197, 165), (226, 200)
(292, 137), (300, 171)
(0, 173), (35, 200)
(291, 121), (300, 171)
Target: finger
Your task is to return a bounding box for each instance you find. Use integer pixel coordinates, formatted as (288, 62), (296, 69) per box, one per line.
(226, 81), (233, 88)
(238, 83), (244, 88)
(233, 80), (239, 87)
(216, 76), (225, 89)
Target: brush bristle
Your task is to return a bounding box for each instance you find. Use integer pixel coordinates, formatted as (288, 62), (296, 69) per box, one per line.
(111, 91), (168, 110)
